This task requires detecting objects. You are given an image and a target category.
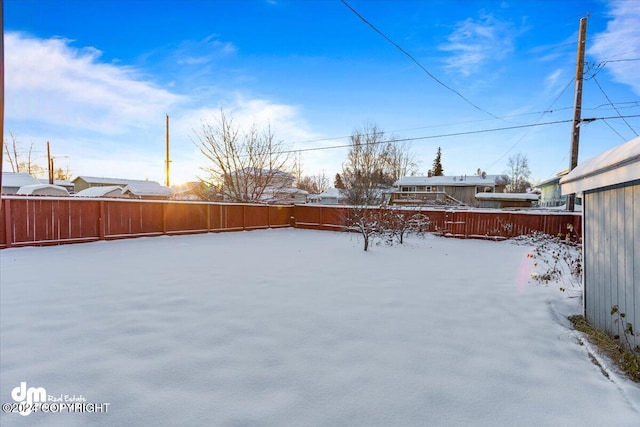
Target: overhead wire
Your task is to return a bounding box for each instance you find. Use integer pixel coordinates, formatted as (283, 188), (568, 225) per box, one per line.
(591, 75), (639, 137)
(340, 0), (503, 121)
(277, 115), (640, 156)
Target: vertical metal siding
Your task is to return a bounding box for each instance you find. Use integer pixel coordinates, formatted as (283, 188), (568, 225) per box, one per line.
(585, 183), (639, 349)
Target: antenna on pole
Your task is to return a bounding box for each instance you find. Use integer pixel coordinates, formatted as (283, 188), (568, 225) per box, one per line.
(165, 114), (170, 187)
(567, 15), (588, 212)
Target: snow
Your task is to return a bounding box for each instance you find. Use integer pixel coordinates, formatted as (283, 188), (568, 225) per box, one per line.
(74, 186), (124, 198)
(561, 136), (640, 194)
(121, 182), (173, 197)
(1, 229), (639, 426)
(15, 184), (70, 196)
(1, 172), (40, 188)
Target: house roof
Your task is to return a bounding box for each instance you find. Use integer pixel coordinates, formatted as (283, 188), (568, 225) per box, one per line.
(560, 136), (640, 194)
(395, 174), (506, 187)
(2, 172), (41, 188)
(38, 179), (74, 187)
(72, 176), (152, 186)
(475, 192), (539, 201)
(318, 188), (347, 199)
(16, 184), (70, 196)
(121, 182), (173, 197)
(75, 186), (124, 197)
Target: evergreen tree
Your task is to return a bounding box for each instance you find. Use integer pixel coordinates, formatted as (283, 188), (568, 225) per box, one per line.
(334, 173), (345, 189)
(432, 147), (444, 176)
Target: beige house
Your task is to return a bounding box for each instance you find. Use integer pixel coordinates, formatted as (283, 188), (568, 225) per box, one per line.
(388, 174), (509, 207)
(72, 176), (172, 199)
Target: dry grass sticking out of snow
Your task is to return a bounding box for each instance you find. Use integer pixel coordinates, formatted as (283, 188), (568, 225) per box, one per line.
(1, 229), (639, 427)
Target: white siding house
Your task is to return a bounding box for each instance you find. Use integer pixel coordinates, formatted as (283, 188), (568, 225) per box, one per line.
(560, 136), (640, 349)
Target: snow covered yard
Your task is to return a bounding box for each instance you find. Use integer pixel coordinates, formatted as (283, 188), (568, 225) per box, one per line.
(1, 229), (639, 426)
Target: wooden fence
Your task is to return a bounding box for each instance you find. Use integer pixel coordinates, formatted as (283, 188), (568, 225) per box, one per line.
(292, 205), (582, 240)
(0, 197), (581, 248)
(0, 197), (293, 248)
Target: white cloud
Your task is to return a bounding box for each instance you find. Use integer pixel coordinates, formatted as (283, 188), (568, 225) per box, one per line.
(589, 1), (640, 95)
(4, 32), (328, 183)
(5, 32), (185, 134)
(439, 14), (517, 76)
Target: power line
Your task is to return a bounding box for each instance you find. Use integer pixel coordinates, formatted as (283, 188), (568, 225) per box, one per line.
(282, 115), (640, 156)
(483, 76), (576, 171)
(340, 0), (503, 121)
(592, 75), (639, 137)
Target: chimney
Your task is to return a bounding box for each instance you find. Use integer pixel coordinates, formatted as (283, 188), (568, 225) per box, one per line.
(427, 170), (433, 177)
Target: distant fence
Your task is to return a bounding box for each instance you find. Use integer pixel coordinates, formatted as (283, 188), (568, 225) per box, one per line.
(0, 197), (581, 248)
(0, 196), (293, 248)
(292, 205), (582, 240)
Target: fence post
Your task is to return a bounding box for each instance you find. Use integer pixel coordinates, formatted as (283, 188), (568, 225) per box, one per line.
(99, 200), (106, 240)
(3, 199), (12, 248)
(206, 204), (211, 232)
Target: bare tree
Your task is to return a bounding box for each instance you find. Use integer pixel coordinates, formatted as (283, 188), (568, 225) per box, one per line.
(381, 140), (419, 183)
(3, 132), (44, 176)
(505, 153), (532, 193)
(341, 124), (391, 250)
(297, 171), (330, 194)
(194, 110), (294, 202)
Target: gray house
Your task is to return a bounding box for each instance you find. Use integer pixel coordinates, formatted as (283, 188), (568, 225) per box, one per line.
(561, 136), (640, 349)
(1, 172), (40, 194)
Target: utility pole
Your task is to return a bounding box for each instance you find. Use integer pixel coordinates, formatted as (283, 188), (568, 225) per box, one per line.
(0, 0), (5, 198)
(165, 114), (170, 187)
(567, 15), (588, 212)
(47, 140), (53, 184)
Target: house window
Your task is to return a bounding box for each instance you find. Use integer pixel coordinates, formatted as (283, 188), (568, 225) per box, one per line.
(401, 186), (415, 192)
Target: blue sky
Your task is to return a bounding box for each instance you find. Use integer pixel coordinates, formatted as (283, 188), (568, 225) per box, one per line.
(4, 0), (640, 185)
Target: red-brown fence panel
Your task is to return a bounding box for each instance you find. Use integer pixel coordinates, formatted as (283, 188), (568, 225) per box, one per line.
(105, 200), (164, 238)
(164, 202), (209, 234)
(268, 205), (293, 227)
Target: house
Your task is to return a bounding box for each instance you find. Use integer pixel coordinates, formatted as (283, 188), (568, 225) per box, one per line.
(475, 192), (539, 209)
(534, 170), (582, 208)
(560, 136), (640, 349)
(308, 188), (349, 205)
(171, 181), (213, 201)
(121, 182), (173, 200)
(16, 184), (70, 197)
(72, 176), (172, 199)
(224, 168), (306, 203)
(74, 186), (124, 198)
(1, 172), (41, 194)
(388, 173), (509, 207)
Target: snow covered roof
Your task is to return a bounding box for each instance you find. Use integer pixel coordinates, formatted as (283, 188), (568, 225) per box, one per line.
(395, 174), (506, 187)
(560, 136), (640, 195)
(75, 186), (124, 198)
(16, 184), (70, 196)
(318, 188), (347, 198)
(2, 172), (40, 188)
(121, 182), (173, 197)
(73, 176), (151, 186)
(38, 179), (74, 187)
(475, 192), (539, 201)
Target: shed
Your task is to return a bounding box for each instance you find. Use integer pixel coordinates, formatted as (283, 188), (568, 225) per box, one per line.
(475, 192), (539, 209)
(16, 184), (70, 197)
(560, 136), (640, 349)
(74, 185), (124, 198)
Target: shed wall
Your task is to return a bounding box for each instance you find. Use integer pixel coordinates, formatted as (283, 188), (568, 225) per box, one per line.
(584, 180), (639, 349)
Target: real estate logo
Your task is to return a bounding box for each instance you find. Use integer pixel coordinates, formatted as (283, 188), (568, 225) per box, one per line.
(10, 381), (46, 416)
